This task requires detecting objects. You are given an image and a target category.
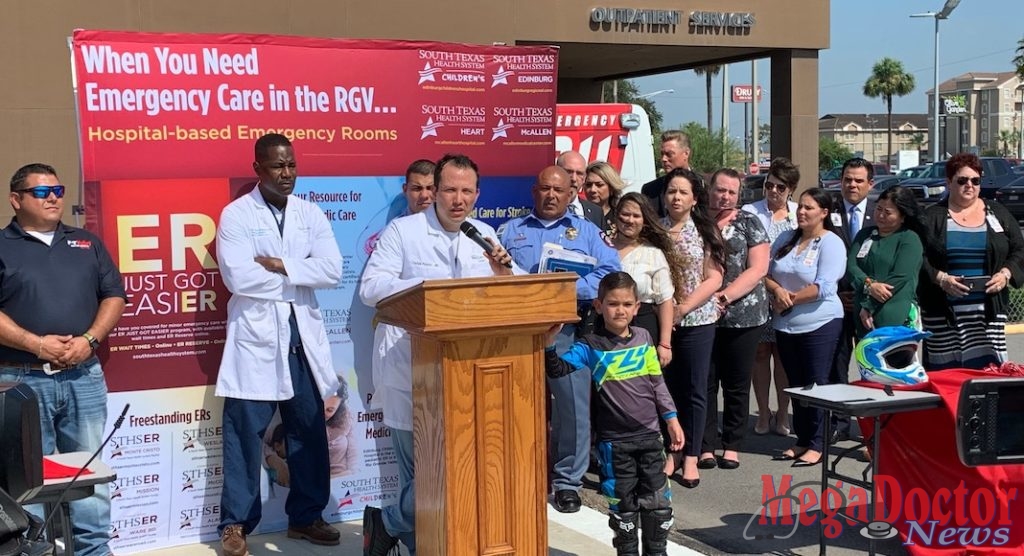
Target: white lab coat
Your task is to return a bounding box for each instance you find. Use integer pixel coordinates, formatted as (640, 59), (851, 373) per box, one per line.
(215, 187), (342, 401)
(359, 207), (522, 430)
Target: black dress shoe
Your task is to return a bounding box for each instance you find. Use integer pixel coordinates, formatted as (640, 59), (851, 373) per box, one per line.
(829, 429), (851, 445)
(792, 456), (823, 468)
(553, 489), (581, 513)
(717, 458), (740, 470)
(771, 449), (806, 461)
(678, 477), (700, 489)
(696, 457), (718, 469)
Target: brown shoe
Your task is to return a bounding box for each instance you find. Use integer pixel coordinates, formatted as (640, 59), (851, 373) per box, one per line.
(221, 524), (249, 556)
(288, 518), (341, 546)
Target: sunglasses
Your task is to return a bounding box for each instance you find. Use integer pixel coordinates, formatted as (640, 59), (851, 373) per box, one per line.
(15, 185), (66, 199)
(763, 181), (788, 192)
(955, 176), (982, 187)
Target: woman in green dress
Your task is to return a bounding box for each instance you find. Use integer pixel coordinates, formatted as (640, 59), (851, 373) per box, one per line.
(846, 186), (927, 338)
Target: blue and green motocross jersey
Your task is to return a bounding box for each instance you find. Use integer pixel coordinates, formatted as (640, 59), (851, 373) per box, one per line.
(546, 326), (678, 441)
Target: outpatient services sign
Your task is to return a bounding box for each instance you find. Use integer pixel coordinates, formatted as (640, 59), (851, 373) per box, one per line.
(72, 30), (556, 553)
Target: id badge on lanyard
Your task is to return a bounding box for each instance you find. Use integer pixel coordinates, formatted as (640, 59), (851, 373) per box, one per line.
(803, 238), (822, 266)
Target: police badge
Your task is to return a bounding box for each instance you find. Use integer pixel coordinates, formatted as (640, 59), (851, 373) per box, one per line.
(565, 227), (578, 240)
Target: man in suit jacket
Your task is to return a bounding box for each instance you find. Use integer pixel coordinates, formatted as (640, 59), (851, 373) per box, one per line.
(556, 151), (607, 231)
(828, 157), (876, 444)
(640, 130), (702, 217)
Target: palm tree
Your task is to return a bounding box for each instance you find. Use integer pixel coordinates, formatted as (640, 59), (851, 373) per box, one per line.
(1014, 36), (1024, 79)
(863, 58), (916, 165)
(999, 129), (1018, 157)
(694, 65), (721, 131)
(909, 132), (926, 151)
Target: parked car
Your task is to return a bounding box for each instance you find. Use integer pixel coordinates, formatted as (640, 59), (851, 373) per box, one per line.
(820, 162), (892, 189)
(1012, 164), (1024, 175)
(819, 166), (843, 188)
(898, 161), (947, 204)
(740, 173), (766, 206)
(899, 157), (1019, 206)
(872, 163), (893, 177)
(867, 176), (902, 203)
(992, 174), (1024, 227)
(977, 157), (1021, 197)
(897, 165), (928, 179)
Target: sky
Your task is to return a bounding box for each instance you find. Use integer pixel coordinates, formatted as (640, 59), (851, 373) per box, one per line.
(631, 0), (1023, 137)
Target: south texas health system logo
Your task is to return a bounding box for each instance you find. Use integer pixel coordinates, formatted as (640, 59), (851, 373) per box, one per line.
(748, 475), (1017, 548)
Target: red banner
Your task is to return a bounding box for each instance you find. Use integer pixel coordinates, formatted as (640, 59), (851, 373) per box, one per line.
(73, 30), (557, 393)
(74, 30), (558, 180)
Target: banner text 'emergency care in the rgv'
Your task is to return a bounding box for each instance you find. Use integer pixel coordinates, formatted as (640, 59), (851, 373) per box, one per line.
(74, 30), (557, 553)
(75, 31), (557, 392)
(74, 31), (559, 181)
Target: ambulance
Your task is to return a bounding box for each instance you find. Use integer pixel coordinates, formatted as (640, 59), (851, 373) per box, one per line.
(555, 103), (657, 193)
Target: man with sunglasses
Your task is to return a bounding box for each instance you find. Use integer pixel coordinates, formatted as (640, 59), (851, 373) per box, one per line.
(827, 158), (877, 445)
(0, 163), (126, 556)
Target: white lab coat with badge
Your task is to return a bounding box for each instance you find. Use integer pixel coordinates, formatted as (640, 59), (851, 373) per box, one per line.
(215, 187), (343, 401)
(359, 206), (523, 430)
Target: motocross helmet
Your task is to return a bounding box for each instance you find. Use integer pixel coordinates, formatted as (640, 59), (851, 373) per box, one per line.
(855, 326), (932, 386)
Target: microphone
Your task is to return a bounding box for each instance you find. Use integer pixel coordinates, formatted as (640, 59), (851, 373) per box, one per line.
(32, 403), (130, 542)
(459, 222), (511, 268)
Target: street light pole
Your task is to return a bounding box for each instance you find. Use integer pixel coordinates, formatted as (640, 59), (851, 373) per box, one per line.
(1018, 84), (1024, 160)
(866, 115), (878, 162)
(911, 0), (960, 164)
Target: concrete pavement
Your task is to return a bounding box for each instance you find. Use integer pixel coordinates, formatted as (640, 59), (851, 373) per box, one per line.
(134, 503), (704, 555)
(136, 334), (1024, 556)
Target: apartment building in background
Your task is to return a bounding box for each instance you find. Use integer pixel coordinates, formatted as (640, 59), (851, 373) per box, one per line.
(926, 71), (1024, 158)
(818, 113), (929, 164)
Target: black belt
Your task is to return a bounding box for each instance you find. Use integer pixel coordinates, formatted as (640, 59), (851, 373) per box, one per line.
(0, 361), (72, 373)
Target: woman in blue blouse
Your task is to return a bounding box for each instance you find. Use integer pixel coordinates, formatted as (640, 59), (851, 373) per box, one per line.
(764, 188), (847, 467)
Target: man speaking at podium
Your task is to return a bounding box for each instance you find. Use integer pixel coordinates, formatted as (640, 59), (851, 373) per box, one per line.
(359, 153), (519, 556)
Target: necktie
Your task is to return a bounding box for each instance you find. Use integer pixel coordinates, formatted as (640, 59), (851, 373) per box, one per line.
(568, 203), (580, 216)
(849, 205), (860, 238)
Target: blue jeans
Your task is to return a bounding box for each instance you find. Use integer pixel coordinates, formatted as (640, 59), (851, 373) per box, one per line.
(219, 316), (329, 534)
(776, 318), (844, 452)
(0, 358), (111, 556)
(550, 324), (591, 492)
(382, 427), (415, 555)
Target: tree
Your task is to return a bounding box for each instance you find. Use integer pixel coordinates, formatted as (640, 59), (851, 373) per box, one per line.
(678, 122), (744, 173)
(863, 57), (916, 165)
(603, 79), (664, 137)
(756, 122), (770, 151)
(909, 132), (926, 151)
(693, 65), (721, 131)
(819, 137), (854, 171)
(999, 129), (1019, 157)
(1014, 36), (1024, 79)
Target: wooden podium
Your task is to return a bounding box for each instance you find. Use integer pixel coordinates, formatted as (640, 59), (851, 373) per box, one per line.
(375, 273), (579, 556)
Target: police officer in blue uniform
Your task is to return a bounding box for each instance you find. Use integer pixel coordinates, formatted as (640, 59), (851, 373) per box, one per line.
(499, 165), (620, 513)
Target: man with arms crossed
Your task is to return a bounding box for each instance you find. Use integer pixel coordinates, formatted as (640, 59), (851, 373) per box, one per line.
(0, 163), (126, 556)
(216, 134), (343, 556)
(360, 154), (517, 556)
